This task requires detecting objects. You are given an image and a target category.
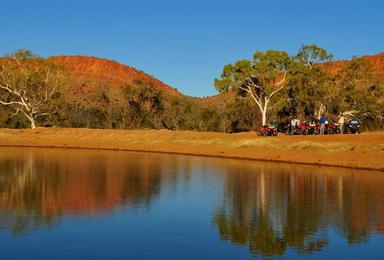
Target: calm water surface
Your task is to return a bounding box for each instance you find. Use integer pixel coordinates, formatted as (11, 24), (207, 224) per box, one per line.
(0, 147), (383, 259)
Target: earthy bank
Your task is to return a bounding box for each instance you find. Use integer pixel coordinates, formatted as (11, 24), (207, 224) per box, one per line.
(0, 128), (383, 171)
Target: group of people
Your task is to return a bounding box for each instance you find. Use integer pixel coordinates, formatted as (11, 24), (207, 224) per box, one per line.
(280, 113), (348, 135)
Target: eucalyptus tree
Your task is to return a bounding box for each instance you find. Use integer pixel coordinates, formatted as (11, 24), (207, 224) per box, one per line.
(335, 57), (383, 121)
(215, 50), (291, 126)
(123, 83), (164, 129)
(290, 45), (333, 119)
(0, 50), (63, 129)
(296, 44), (333, 68)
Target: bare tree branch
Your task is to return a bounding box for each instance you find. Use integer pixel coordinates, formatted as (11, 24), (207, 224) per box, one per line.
(0, 58), (60, 128)
(269, 85), (285, 98)
(274, 72), (287, 87)
(10, 107), (20, 118)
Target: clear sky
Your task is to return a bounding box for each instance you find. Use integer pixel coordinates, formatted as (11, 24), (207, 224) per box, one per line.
(1, 0), (383, 97)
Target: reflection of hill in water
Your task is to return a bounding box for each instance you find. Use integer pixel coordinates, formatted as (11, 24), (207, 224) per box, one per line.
(0, 148), (190, 235)
(213, 161), (384, 257)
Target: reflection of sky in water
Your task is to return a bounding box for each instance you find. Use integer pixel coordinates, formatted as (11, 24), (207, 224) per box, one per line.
(0, 147), (384, 259)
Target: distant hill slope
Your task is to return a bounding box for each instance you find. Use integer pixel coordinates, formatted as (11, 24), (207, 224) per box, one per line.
(321, 52), (384, 81)
(49, 56), (182, 97)
(4, 52), (383, 108)
(47, 55), (234, 109)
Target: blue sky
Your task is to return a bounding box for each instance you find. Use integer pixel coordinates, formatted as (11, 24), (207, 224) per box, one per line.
(1, 0), (383, 97)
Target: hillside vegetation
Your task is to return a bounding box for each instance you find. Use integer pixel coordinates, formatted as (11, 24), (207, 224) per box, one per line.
(0, 47), (383, 131)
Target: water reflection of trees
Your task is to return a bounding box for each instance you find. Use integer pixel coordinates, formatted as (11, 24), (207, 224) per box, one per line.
(0, 148), (185, 235)
(213, 162), (384, 257)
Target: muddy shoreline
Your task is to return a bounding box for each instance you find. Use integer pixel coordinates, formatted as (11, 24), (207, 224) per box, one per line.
(0, 128), (383, 171)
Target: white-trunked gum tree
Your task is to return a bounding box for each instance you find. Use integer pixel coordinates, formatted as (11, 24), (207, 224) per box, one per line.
(0, 50), (63, 129)
(215, 50), (291, 126)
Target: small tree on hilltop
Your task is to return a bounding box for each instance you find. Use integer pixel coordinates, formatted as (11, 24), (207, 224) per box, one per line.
(296, 44), (333, 69)
(0, 50), (63, 129)
(215, 50), (291, 126)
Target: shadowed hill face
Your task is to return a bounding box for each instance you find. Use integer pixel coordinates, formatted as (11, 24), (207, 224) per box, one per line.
(48, 55), (182, 97)
(190, 91), (236, 108)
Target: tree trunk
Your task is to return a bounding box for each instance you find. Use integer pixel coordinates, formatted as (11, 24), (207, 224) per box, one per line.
(261, 108), (267, 126)
(261, 98), (270, 126)
(315, 103), (326, 120)
(30, 118), (36, 129)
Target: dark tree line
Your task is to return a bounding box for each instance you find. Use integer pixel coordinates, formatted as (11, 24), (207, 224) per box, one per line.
(1, 47), (383, 131)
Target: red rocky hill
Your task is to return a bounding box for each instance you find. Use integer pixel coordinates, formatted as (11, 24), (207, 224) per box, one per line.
(46, 52), (384, 107)
(49, 55), (182, 97)
(321, 52), (384, 81)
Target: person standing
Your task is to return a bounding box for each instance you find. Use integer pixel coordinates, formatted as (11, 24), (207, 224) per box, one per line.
(338, 113), (345, 134)
(290, 117), (296, 135)
(320, 114), (326, 135)
(295, 118), (301, 127)
(270, 119), (278, 128)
